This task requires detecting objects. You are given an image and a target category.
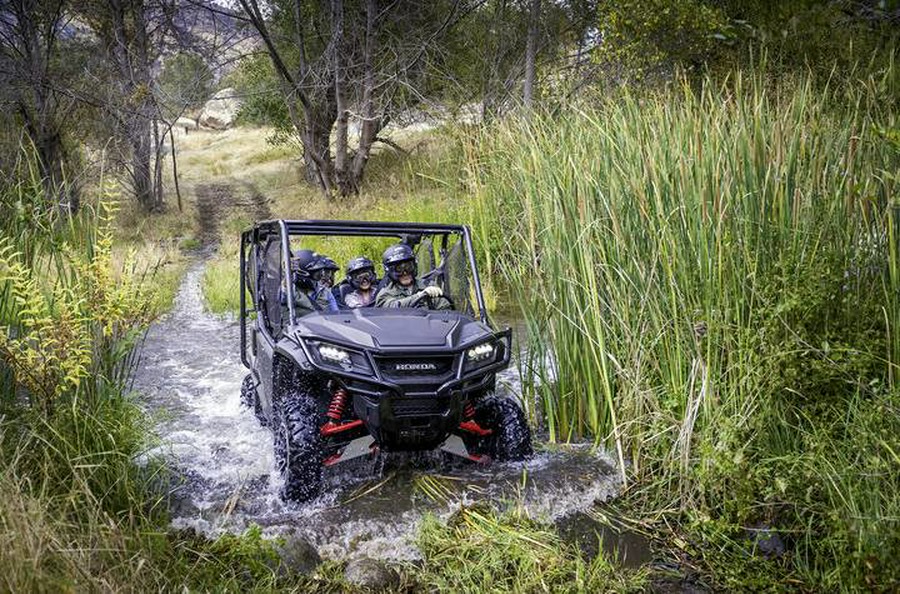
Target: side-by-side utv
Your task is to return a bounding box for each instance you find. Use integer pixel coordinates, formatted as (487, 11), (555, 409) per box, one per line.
(239, 220), (532, 502)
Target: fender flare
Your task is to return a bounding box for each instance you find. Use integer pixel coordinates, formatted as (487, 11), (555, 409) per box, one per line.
(274, 339), (313, 372)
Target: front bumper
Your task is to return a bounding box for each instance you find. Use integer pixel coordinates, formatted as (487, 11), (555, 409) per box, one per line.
(299, 329), (511, 450)
(349, 367), (498, 450)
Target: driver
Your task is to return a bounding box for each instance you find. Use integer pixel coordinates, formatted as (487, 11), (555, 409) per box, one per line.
(343, 256), (378, 309)
(319, 257), (340, 288)
(375, 243), (452, 310)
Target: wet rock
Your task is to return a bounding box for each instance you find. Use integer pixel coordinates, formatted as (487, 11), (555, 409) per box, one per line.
(199, 88), (241, 130)
(744, 523), (785, 558)
(169, 494), (199, 517)
(274, 530), (321, 575)
(344, 557), (400, 591)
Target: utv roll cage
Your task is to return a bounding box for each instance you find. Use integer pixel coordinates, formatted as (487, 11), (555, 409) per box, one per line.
(239, 219), (491, 369)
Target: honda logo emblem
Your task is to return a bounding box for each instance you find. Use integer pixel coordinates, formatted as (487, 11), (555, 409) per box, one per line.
(394, 362), (438, 371)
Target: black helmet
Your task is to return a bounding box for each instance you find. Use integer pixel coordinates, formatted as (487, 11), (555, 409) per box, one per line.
(382, 243), (417, 282)
(308, 255), (338, 287)
(291, 249), (318, 290)
(346, 256), (376, 289)
(322, 257), (339, 272)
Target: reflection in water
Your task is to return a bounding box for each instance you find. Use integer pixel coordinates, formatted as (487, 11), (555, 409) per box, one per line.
(133, 263), (621, 561)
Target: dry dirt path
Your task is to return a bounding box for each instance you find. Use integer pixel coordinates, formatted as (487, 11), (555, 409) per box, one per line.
(193, 181), (271, 247)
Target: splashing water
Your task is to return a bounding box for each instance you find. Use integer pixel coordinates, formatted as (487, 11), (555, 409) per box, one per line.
(133, 263), (621, 561)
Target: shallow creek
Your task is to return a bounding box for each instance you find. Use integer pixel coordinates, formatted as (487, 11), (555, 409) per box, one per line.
(133, 262), (625, 561)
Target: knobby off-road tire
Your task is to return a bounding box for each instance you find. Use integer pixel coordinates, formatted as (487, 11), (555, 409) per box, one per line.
(240, 374), (267, 426)
(475, 393), (533, 461)
(274, 390), (324, 502)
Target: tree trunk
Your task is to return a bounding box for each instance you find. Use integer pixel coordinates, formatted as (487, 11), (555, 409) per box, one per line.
(331, 0), (356, 197)
(169, 125), (183, 212)
(11, 0), (78, 212)
(129, 115), (154, 211)
(152, 118), (165, 210)
(105, 0), (162, 212)
(287, 91), (336, 195)
(523, 0), (540, 110)
(350, 0), (381, 185)
(24, 112), (77, 212)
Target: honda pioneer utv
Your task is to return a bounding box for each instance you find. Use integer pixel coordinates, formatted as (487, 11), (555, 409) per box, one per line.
(239, 220), (532, 502)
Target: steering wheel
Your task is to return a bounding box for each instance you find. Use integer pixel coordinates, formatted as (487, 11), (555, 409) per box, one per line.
(424, 291), (455, 311)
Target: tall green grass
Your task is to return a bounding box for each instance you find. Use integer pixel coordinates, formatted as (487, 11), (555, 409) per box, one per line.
(468, 66), (900, 588)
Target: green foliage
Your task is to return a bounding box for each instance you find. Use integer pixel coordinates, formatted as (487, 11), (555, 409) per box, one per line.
(596, 0), (730, 81)
(722, 1), (899, 80)
(467, 62), (900, 588)
(595, 1), (900, 87)
(228, 53), (293, 136)
(202, 254), (241, 316)
(0, 199), (157, 415)
(0, 155), (320, 592)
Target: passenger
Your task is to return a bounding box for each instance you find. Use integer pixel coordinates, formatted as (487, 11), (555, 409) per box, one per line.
(289, 249), (321, 317)
(307, 255), (340, 312)
(343, 256), (378, 309)
(375, 244), (452, 310)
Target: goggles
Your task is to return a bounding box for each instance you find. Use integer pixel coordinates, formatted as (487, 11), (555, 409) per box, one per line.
(350, 269), (375, 284)
(313, 269), (335, 283)
(393, 260), (416, 276)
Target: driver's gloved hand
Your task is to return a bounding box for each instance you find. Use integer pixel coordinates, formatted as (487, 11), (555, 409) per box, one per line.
(422, 286), (443, 298)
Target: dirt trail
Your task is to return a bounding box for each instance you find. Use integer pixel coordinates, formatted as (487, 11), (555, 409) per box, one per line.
(194, 181), (271, 247)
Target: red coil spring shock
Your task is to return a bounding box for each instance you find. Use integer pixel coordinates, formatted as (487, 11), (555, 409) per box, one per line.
(326, 388), (349, 422)
(459, 399), (492, 437)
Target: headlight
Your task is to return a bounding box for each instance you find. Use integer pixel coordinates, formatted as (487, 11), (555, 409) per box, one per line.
(318, 344), (352, 369)
(307, 341), (373, 375)
(466, 342), (496, 363)
(464, 340), (501, 372)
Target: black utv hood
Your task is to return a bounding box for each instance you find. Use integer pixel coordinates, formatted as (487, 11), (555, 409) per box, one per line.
(293, 308), (493, 349)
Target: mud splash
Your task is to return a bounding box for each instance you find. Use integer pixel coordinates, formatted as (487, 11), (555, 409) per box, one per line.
(133, 263), (621, 561)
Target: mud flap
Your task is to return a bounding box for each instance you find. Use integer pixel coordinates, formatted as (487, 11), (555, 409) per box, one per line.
(323, 436), (376, 467)
(440, 434), (490, 463)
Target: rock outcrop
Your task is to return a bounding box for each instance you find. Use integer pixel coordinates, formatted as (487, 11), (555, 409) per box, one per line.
(199, 88), (241, 130)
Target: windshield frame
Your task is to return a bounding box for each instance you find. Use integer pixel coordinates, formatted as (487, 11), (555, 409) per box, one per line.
(264, 219), (489, 326)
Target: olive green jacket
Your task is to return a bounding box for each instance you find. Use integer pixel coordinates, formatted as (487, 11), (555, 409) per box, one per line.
(294, 291), (318, 318)
(375, 279), (452, 310)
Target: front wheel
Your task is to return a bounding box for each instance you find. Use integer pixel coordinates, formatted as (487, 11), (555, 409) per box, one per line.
(474, 394), (533, 461)
(274, 392), (324, 502)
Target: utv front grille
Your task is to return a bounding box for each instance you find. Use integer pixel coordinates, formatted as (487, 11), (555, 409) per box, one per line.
(376, 356), (455, 380)
(391, 397), (449, 417)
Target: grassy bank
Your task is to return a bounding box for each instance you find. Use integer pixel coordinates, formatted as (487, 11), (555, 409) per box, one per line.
(467, 66), (900, 589)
